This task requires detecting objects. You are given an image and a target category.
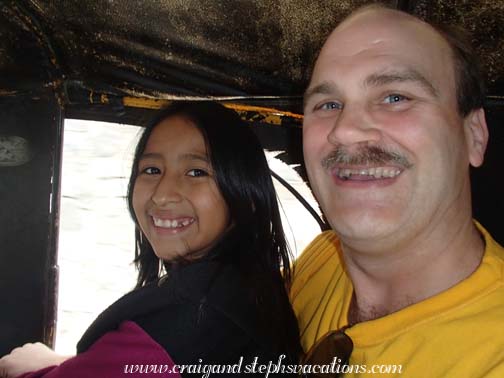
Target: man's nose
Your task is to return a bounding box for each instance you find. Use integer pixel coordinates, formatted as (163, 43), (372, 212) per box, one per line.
(327, 105), (381, 146)
(151, 175), (182, 206)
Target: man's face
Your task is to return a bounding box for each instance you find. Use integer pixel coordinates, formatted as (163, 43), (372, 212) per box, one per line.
(303, 10), (484, 250)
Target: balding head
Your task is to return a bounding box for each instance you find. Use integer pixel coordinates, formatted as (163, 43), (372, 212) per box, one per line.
(308, 6), (457, 113)
(307, 5), (485, 117)
(302, 4), (488, 250)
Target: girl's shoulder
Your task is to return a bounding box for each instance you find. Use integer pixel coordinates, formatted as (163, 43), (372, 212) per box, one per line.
(77, 260), (270, 353)
(75, 260), (290, 374)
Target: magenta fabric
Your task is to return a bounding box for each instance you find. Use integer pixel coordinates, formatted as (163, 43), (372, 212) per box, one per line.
(17, 321), (181, 378)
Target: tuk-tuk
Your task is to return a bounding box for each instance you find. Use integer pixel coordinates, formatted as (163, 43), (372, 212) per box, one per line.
(1, 0), (503, 357)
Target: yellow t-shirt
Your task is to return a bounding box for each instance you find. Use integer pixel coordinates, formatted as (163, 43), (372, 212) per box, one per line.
(290, 223), (504, 377)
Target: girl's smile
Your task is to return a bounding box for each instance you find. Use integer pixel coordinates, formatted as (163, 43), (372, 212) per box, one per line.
(151, 215), (195, 230)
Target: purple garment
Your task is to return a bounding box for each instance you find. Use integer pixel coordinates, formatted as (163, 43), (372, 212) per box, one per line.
(17, 321), (181, 378)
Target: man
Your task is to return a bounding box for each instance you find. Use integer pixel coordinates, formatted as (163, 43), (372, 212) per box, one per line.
(291, 4), (504, 377)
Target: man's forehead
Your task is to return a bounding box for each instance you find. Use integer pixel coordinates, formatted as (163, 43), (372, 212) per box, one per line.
(328, 12), (437, 51)
(334, 7), (426, 37)
(310, 9), (452, 84)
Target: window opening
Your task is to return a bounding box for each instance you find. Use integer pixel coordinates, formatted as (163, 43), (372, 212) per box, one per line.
(56, 119), (320, 354)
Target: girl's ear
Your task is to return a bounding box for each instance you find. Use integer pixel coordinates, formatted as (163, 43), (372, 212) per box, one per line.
(464, 108), (489, 168)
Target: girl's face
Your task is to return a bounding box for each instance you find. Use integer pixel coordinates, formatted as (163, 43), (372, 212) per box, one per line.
(132, 115), (231, 261)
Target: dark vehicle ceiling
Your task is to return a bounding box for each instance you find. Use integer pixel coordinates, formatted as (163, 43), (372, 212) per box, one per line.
(1, 0), (503, 115)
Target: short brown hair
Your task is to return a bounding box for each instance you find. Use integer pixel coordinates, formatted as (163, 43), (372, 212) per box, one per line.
(433, 24), (486, 116)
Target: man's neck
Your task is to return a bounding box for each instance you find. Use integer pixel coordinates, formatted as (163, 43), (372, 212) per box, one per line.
(343, 218), (485, 324)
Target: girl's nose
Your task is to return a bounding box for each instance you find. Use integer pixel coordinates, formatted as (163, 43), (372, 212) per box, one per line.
(151, 176), (183, 206)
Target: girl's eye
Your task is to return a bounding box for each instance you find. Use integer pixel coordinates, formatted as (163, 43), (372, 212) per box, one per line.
(187, 168), (208, 177)
(383, 94), (409, 104)
(141, 167), (161, 175)
(316, 101), (343, 111)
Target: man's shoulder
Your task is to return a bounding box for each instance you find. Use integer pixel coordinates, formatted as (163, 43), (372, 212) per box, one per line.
(290, 231), (342, 295)
(295, 230), (340, 268)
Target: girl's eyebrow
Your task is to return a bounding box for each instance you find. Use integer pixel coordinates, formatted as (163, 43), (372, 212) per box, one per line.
(180, 152), (209, 162)
(139, 152), (209, 162)
(139, 152), (162, 160)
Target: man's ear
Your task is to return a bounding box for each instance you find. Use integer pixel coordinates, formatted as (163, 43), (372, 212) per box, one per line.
(464, 108), (489, 168)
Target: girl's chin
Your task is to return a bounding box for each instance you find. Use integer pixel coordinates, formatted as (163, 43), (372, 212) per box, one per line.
(153, 248), (209, 262)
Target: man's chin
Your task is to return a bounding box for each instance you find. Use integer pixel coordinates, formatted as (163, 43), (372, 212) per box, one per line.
(329, 215), (401, 245)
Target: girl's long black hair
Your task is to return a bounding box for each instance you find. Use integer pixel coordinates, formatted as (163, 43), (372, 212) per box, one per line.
(126, 101), (300, 358)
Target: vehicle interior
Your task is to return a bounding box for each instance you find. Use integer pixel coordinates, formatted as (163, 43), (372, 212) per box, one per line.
(1, 0), (503, 356)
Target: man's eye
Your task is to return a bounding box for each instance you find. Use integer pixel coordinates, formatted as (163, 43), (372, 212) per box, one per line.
(141, 167), (161, 175)
(316, 102), (342, 111)
(187, 169), (208, 177)
(383, 94), (408, 104)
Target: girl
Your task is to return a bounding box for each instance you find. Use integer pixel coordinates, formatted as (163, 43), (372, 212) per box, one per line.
(0, 102), (301, 377)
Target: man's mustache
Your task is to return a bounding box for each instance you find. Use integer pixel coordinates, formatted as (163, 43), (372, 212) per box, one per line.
(322, 145), (412, 170)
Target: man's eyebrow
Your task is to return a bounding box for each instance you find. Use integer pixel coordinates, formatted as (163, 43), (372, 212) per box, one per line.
(303, 81), (338, 109)
(364, 69), (439, 97)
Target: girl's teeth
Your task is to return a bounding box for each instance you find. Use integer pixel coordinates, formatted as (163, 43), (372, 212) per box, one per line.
(153, 218), (193, 228)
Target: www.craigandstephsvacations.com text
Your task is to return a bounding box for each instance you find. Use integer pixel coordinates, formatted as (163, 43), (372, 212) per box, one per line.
(124, 355), (403, 376)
